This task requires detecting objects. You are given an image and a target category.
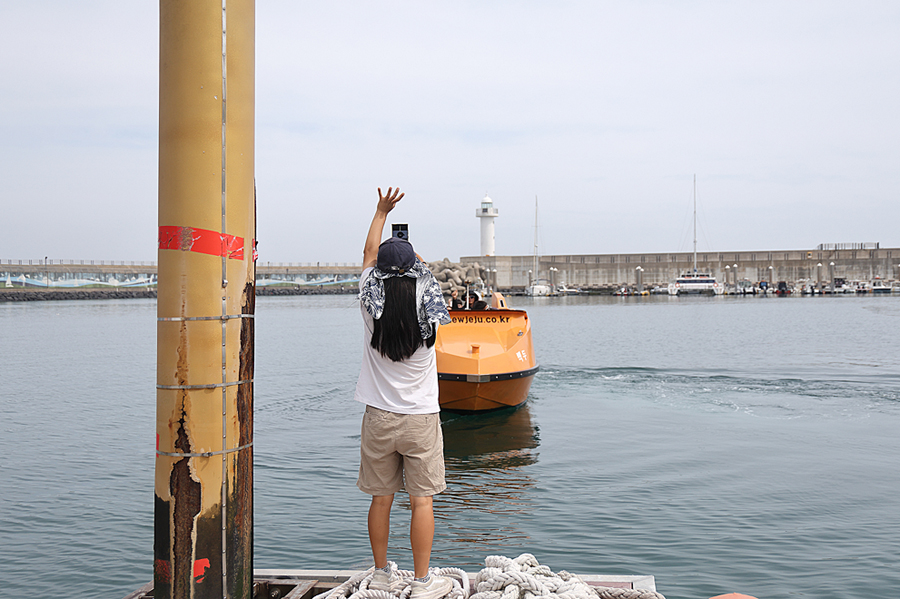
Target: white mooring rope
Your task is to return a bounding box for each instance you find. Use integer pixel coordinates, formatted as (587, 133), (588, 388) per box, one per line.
(311, 554), (665, 599)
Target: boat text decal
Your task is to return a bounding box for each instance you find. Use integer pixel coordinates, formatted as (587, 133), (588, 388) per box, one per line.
(450, 315), (512, 324)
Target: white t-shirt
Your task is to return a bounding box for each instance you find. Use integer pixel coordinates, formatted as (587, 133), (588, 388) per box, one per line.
(354, 267), (440, 414)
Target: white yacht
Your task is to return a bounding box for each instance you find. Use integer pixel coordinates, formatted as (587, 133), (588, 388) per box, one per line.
(668, 272), (723, 295)
(525, 279), (553, 296)
(871, 278), (891, 294)
(668, 176), (723, 296)
(556, 283), (582, 295)
(525, 196), (554, 296)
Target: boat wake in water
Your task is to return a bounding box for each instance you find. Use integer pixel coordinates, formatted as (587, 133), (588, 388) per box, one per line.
(537, 365), (900, 418)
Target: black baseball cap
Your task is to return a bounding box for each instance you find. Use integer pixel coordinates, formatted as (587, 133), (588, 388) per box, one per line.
(377, 237), (416, 274)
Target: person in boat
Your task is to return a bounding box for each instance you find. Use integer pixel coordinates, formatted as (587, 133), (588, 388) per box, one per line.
(355, 187), (453, 599)
(465, 291), (488, 310)
(447, 288), (464, 310)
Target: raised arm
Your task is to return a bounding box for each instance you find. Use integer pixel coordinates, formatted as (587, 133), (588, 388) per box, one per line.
(362, 187), (404, 269)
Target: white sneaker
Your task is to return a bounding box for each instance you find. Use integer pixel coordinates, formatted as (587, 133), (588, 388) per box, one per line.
(410, 575), (453, 599)
(369, 568), (399, 592)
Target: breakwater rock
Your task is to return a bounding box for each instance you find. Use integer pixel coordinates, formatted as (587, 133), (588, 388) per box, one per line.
(0, 285), (357, 302)
(426, 258), (489, 294)
(256, 286), (356, 296)
(0, 288), (158, 302)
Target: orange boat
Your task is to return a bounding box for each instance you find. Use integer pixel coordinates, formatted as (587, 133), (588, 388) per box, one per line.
(435, 292), (539, 412)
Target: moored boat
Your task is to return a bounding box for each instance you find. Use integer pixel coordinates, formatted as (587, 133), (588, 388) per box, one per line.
(524, 196), (553, 297)
(667, 273), (724, 295)
(556, 283), (582, 295)
(436, 292), (538, 412)
(871, 278), (891, 294)
(668, 176), (723, 296)
(525, 279), (553, 296)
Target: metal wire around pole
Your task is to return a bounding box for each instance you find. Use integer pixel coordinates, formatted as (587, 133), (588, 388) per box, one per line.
(220, 1), (229, 595)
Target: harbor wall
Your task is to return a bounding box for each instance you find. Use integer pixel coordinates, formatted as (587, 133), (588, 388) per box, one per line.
(4, 247), (899, 292)
(463, 247), (900, 290)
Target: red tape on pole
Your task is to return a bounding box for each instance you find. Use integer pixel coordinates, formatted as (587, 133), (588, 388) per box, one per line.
(158, 226), (244, 260)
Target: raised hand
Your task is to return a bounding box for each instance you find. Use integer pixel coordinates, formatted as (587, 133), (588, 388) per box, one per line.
(376, 187), (405, 214)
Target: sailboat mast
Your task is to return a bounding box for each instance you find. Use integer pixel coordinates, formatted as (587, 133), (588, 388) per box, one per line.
(692, 175), (697, 275)
(533, 196), (539, 282)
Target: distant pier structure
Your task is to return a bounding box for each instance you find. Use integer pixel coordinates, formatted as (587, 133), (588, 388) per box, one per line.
(476, 193), (499, 256)
(464, 243), (900, 290)
(3, 244), (899, 292)
(0, 260), (361, 289)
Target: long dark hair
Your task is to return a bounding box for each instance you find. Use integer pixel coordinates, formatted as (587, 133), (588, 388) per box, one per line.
(371, 276), (436, 361)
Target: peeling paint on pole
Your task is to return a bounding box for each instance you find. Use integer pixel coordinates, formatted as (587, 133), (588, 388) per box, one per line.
(155, 0), (255, 597)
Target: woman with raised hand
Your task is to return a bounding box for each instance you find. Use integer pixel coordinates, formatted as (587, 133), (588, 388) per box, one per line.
(355, 187), (453, 599)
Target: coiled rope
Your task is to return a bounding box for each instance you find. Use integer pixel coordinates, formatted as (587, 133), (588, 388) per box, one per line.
(311, 554), (664, 599)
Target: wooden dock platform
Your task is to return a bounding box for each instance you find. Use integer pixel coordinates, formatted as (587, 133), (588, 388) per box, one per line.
(123, 569), (657, 599)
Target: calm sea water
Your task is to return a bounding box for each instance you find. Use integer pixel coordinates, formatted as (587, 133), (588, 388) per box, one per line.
(1, 294), (899, 599)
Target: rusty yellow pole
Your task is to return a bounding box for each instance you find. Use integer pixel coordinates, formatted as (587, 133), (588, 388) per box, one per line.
(155, 0), (255, 598)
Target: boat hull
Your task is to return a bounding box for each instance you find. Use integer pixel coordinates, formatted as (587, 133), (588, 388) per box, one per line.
(668, 287), (723, 296)
(668, 275), (724, 295)
(436, 306), (538, 412)
(525, 280), (553, 296)
(438, 368), (537, 412)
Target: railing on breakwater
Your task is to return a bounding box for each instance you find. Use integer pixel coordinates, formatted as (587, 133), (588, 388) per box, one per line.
(0, 260), (364, 289)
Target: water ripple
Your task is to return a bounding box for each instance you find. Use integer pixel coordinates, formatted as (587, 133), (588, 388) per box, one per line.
(535, 365), (900, 419)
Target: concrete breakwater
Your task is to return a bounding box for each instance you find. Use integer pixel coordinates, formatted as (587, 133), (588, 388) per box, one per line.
(0, 260), (494, 301)
(4, 244), (898, 298)
(466, 245), (900, 290)
(0, 262), (494, 303)
(428, 258), (491, 293)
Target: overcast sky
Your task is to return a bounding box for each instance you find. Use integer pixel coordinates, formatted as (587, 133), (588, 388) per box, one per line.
(2, 1), (898, 265)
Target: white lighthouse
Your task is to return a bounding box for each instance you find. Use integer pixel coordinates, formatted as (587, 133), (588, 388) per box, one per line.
(476, 193), (499, 256)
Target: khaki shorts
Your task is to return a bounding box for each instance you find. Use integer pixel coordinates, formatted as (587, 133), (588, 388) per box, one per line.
(357, 405), (446, 497)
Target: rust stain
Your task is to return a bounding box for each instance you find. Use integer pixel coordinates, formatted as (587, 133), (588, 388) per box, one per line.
(155, 308), (204, 599)
(169, 308), (199, 597)
(238, 279), (254, 448)
(180, 226), (198, 251)
(225, 277), (255, 596)
(170, 413), (201, 598)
